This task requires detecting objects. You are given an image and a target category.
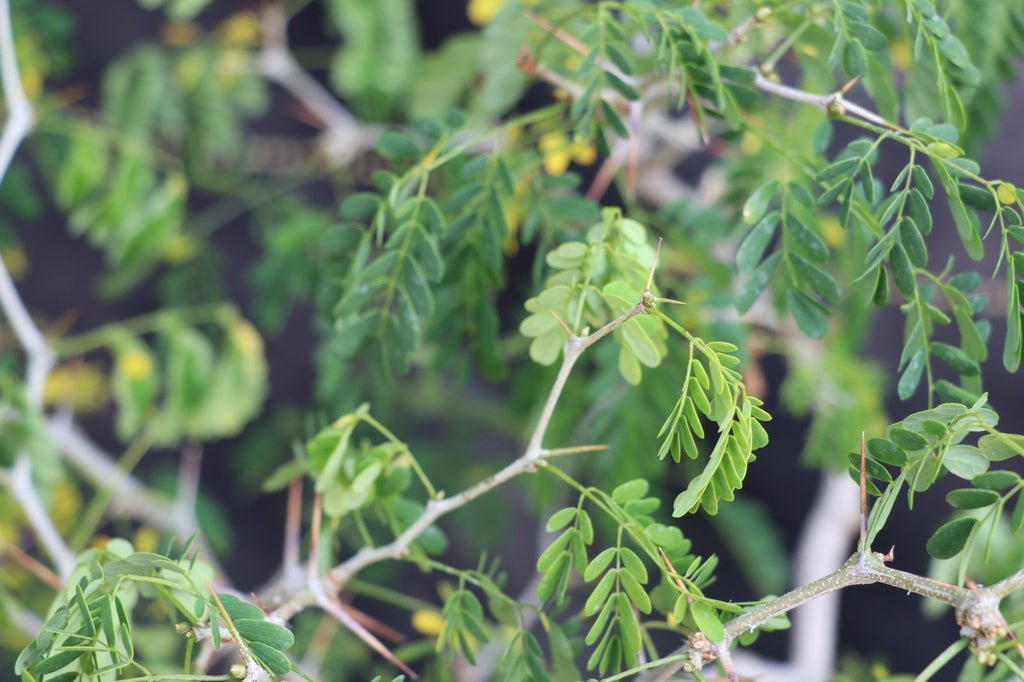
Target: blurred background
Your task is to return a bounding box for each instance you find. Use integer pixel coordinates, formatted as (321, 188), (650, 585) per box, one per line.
(3, 1), (1024, 680)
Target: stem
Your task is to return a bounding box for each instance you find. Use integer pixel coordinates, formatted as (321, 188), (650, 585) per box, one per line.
(264, 298), (649, 621)
(55, 303), (230, 357)
(643, 552), (972, 682)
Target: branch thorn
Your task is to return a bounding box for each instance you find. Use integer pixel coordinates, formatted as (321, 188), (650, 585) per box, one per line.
(549, 309), (574, 337)
(645, 238), (663, 294)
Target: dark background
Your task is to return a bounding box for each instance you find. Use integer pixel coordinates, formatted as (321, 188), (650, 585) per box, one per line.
(10, 1), (1024, 679)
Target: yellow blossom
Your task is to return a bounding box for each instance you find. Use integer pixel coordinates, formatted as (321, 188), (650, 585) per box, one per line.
(43, 362), (110, 413)
(231, 319), (264, 358)
(134, 526), (160, 553)
(740, 130), (763, 156)
(219, 11), (260, 46)
(539, 132), (572, 176)
(411, 609), (445, 637)
(119, 349), (153, 381)
(570, 140), (597, 166)
(821, 216), (846, 248)
(889, 40), (911, 71)
(162, 233), (200, 264)
(467, 0), (504, 26)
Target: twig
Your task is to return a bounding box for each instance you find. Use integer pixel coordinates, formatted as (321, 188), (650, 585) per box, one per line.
(282, 477), (302, 581)
(264, 296), (651, 622)
(2, 535), (63, 590)
(45, 415), (191, 538)
(0, 457), (75, 577)
(752, 72), (897, 130)
(642, 552), (975, 682)
(175, 442), (203, 531)
(256, 2), (377, 166)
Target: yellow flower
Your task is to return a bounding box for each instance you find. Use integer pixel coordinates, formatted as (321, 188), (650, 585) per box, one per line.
(821, 216), (846, 248)
(890, 40), (911, 71)
(219, 11), (260, 46)
(570, 140), (597, 166)
(467, 0), (504, 26)
(134, 526), (160, 553)
(43, 362), (110, 413)
(119, 349), (153, 381)
(740, 130), (763, 156)
(162, 233), (200, 264)
(411, 609), (445, 637)
(539, 132), (571, 176)
(230, 319), (264, 359)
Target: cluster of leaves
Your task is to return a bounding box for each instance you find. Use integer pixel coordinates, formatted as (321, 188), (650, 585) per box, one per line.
(100, 309), (268, 445)
(855, 397), (1024, 581)
(269, 406), (448, 557)
(737, 178), (841, 339)
(657, 336), (770, 516)
(211, 593), (296, 678)
(519, 208), (664, 382)
(530, 478), (778, 675)
(14, 537), (215, 680)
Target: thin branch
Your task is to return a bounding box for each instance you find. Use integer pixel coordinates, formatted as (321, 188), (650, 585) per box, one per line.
(282, 477), (302, 581)
(0, 457), (75, 577)
(264, 297), (650, 622)
(1, 540), (63, 590)
(256, 1), (377, 166)
(175, 442), (203, 530)
(752, 72), (897, 130)
(644, 552), (973, 682)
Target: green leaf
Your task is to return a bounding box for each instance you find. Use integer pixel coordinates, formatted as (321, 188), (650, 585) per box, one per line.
(977, 434), (1024, 461)
(972, 470), (1021, 491)
(742, 180), (779, 224)
(926, 517), (976, 559)
(690, 601), (724, 642)
(612, 479), (649, 504)
(546, 508), (577, 532)
(735, 252), (781, 313)
(898, 349), (925, 400)
(793, 254), (841, 305)
(584, 548), (617, 582)
(899, 217), (928, 267)
(867, 438), (908, 466)
(889, 244), (916, 298)
(736, 211), (779, 273)
(948, 190), (984, 260)
(787, 290), (828, 339)
(889, 427), (928, 451)
(929, 342), (979, 376)
(943, 445), (989, 479)
(249, 641), (293, 676)
(945, 489), (999, 510)
(234, 619), (295, 650)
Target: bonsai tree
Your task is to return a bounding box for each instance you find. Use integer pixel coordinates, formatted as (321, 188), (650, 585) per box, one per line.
(3, 0), (1024, 680)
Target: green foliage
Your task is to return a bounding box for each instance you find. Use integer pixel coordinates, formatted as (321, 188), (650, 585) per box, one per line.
(10, 0), (1024, 680)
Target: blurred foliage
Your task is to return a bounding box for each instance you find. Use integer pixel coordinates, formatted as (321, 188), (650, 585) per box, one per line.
(3, 0), (1024, 680)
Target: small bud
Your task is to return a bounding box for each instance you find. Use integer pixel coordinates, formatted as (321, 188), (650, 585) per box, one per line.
(174, 622), (192, 635)
(754, 7), (772, 21)
(230, 663), (247, 680)
(997, 182), (1017, 205)
(826, 98), (846, 118)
